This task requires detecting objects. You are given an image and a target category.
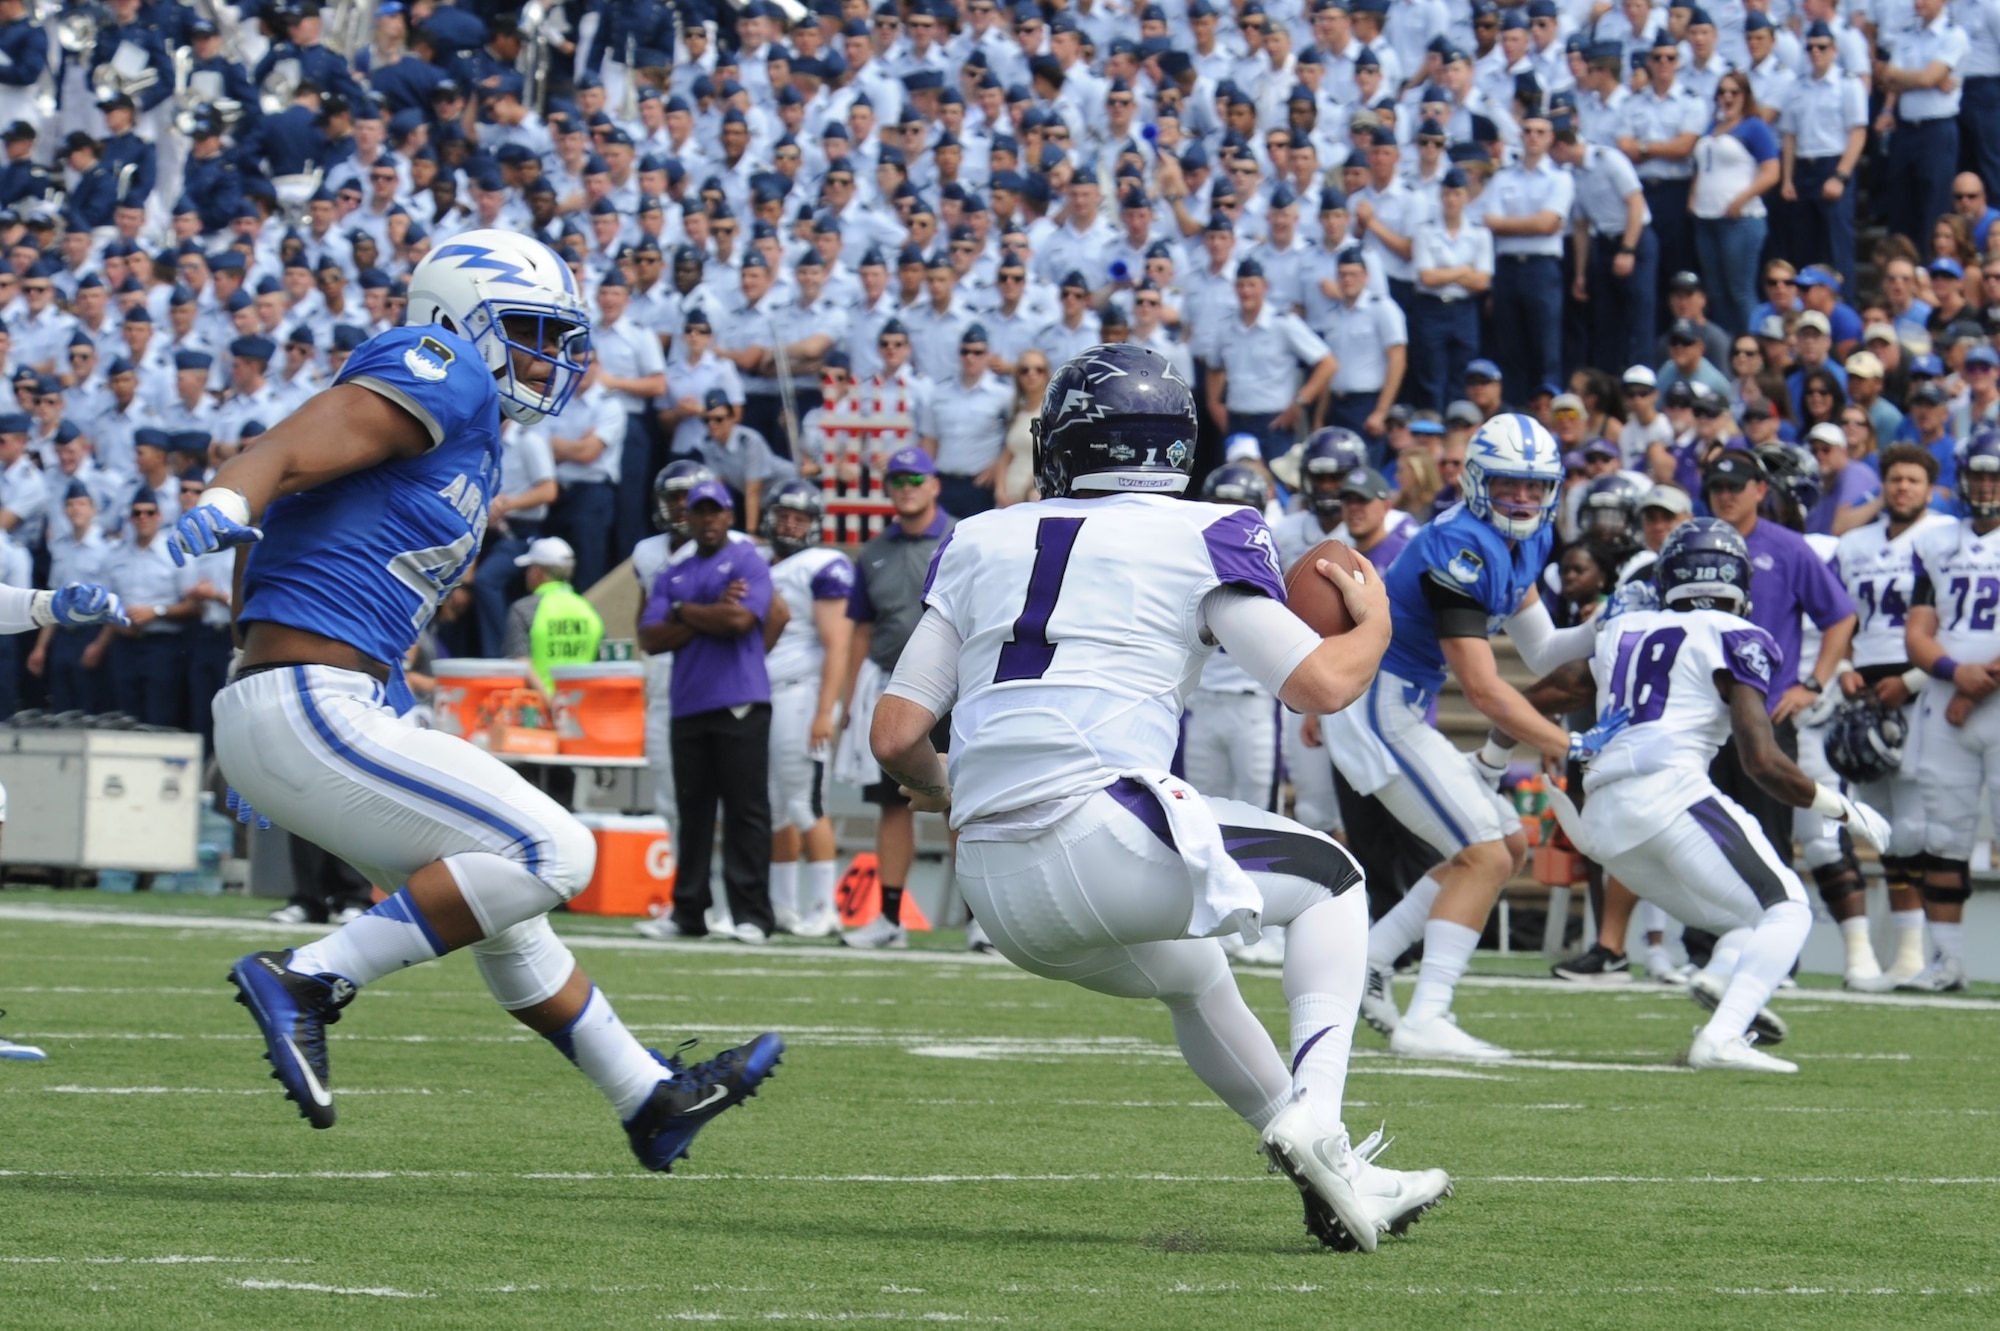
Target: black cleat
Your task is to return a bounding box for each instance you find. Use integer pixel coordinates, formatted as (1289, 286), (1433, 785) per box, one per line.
(1551, 943), (1632, 984)
(624, 1033), (784, 1172)
(227, 950), (354, 1128)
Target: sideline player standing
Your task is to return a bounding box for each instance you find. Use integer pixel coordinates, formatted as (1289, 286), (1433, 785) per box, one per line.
(1556, 520), (1890, 1073)
(872, 344), (1453, 1252)
(1831, 444), (1954, 986)
(171, 232), (782, 1169)
(1328, 413), (1628, 1062)
(1903, 431), (2000, 993)
(761, 479), (855, 937)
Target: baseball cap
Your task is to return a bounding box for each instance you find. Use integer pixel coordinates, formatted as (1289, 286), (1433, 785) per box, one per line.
(513, 536), (576, 568)
(1465, 358), (1501, 383)
(1224, 435), (1263, 463)
(1909, 381), (1948, 406)
(1667, 317), (1703, 344)
(1622, 364), (1657, 389)
(1844, 351), (1884, 379)
(1337, 467), (1391, 501)
(1807, 421), (1847, 451)
(884, 446), (937, 478)
(1795, 310), (1831, 335)
(1863, 321), (1898, 345)
(1550, 392), (1586, 417)
(1667, 271), (1703, 293)
(1757, 314), (1789, 341)
(685, 479), (735, 509)
(1582, 438), (1619, 460)
(1445, 400), (1483, 427)
(1704, 450), (1767, 487)
(1639, 483), (1692, 516)
(1741, 397), (1776, 420)
(1966, 344), (2000, 370)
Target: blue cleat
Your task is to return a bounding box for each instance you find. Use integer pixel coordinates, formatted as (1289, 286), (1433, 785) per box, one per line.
(227, 950), (354, 1129)
(624, 1032), (784, 1172)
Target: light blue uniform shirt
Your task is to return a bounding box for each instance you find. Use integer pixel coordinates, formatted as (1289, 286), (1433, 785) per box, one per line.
(1781, 66), (1870, 159)
(919, 370), (1015, 475)
(1619, 82), (1708, 180)
(1209, 305), (1335, 412)
(1569, 144), (1651, 236)
(592, 312), (669, 414)
(1411, 220), (1494, 300)
(109, 535), (194, 635)
(1486, 157), (1576, 257)
(1320, 290), (1410, 394)
(1890, 13), (1970, 119)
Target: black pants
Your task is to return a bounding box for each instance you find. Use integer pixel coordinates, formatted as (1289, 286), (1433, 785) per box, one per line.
(1334, 767), (1441, 924)
(286, 832), (373, 921)
(111, 633), (185, 727)
(48, 626), (113, 714)
(671, 703), (774, 935)
(1685, 720), (1800, 966)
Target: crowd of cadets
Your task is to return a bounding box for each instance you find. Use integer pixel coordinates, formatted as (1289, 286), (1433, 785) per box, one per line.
(0, 0), (1995, 747)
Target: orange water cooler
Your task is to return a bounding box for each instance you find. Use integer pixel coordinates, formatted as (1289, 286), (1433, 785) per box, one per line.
(550, 663), (647, 757)
(567, 813), (677, 916)
(431, 659), (533, 742)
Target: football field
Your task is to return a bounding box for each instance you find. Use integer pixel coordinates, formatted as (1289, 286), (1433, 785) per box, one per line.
(2, 890), (1998, 1331)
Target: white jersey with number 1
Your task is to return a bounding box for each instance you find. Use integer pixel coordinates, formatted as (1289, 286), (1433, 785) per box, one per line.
(920, 493), (1291, 827)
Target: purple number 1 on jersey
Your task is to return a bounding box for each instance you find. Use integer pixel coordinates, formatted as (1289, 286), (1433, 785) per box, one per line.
(1605, 625), (1685, 724)
(994, 517), (1086, 682)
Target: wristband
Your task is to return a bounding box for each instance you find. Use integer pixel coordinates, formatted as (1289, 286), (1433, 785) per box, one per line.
(1901, 666), (1930, 695)
(1811, 784), (1847, 820)
(1932, 656), (1961, 681)
(28, 589), (53, 628)
(197, 488), (252, 526)
(1478, 736), (1513, 768)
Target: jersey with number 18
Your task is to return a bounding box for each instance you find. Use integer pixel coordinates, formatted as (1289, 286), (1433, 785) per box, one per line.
(238, 325), (499, 683)
(920, 493), (1288, 825)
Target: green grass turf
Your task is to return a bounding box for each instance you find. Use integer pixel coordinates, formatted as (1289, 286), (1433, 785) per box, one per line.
(2, 888), (1998, 1330)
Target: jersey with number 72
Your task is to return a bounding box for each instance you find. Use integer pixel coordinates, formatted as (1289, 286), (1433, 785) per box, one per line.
(237, 324), (499, 689)
(919, 493), (1287, 822)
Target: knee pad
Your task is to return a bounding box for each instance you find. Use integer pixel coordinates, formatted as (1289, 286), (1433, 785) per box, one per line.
(542, 814), (599, 902)
(1921, 858), (1973, 907)
(470, 917), (578, 1010)
(1879, 854), (1919, 888)
(1810, 859), (1865, 905)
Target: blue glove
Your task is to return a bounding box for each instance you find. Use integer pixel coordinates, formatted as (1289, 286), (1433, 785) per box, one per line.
(227, 787), (272, 831)
(166, 500), (262, 567)
(1568, 706), (1630, 764)
(49, 583), (129, 627)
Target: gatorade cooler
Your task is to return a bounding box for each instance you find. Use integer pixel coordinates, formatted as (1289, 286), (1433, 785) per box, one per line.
(567, 813), (677, 916)
(432, 659), (532, 741)
(551, 662), (647, 757)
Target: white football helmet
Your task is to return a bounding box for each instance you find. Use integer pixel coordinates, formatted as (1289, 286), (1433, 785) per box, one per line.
(405, 229), (591, 424)
(1462, 411), (1562, 540)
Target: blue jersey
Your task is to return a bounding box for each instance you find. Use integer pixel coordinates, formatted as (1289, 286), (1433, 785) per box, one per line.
(1379, 503), (1554, 693)
(240, 325), (499, 694)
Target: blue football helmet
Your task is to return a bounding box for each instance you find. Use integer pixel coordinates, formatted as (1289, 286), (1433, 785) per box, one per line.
(1958, 430), (2000, 518)
(1655, 517), (1752, 615)
(1201, 462), (1272, 510)
(1462, 412), (1562, 539)
(762, 477), (825, 557)
(1823, 700), (1908, 784)
(1754, 443), (1821, 530)
(1032, 343), (1198, 497)
(1301, 427), (1369, 515)
(653, 459), (717, 535)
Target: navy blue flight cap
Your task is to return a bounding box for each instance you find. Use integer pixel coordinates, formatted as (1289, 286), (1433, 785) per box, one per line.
(173, 350), (213, 371)
(332, 326), (367, 352)
(230, 335), (275, 361)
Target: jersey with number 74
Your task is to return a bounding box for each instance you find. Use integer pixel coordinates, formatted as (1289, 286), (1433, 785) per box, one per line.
(920, 493), (1287, 824)
(237, 324), (499, 694)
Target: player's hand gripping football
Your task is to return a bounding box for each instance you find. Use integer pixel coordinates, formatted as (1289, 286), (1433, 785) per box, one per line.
(1316, 551), (1389, 630)
(166, 489), (262, 566)
(47, 583), (129, 627)
(1566, 705), (1630, 765)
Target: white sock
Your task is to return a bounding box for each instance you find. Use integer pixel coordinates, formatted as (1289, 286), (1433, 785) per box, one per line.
(1705, 902), (1811, 1043)
(1366, 874), (1442, 968)
(1839, 915), (1880, 973)
(1162, 973), (1293, 1130)
(769, 859), (799, 918)
(1932, 920), (1964, 961)
(548, 986), (667, 1120)
(807, 859), (838, 916)
(1703, 927), (1749, 984)
(1891, 910), (1928, 971)
(1283, 890), (1370, 1136)
(288, 888), (442, 988)
(1891, 907), (1926, 933)
(1404, 919), (1480, 1027)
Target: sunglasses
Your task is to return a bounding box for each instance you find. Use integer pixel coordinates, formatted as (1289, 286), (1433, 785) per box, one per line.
(1732, 347), (1760, 357)
(1806, 386), (1834, 396)
(1767, 276), (1795, 286)
(703, 411), (730, 423)
(960, 346), (987, 356)
(130, 506), (158, 516)
(1650, 52), (1678, 61)
(1807, 41), (1833, 51)
(885, 473), (929, 488)
(1135, 296), (1160, 306)
(879, 338), (908, 349)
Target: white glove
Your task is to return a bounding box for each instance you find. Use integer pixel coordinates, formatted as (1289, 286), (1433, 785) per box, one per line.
(1837, 794), (1891, 853)
(1796, 684), (1841, 728)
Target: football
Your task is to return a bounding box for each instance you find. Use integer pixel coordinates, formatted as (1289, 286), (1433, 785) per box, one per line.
(1284, 539), (1369, 636)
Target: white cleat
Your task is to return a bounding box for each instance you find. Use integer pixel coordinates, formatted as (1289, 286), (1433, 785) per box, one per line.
(1260, 1106), (1453, 1253)
(1686, 1027), (1797, 1074)
(632, 915), (694, 940)
(1388, 1013), (1511, 1063)
(329, 905), (365, 925)
(1843, 964), (1896, 993)
(703, 904), (736, 937)
(1655, 960), (1696, 987)
(793, 909), (840, 939)
(772, 904), (804, 936)
(965, 917), (996, 954)
(1359, 963), (1401, 1036)
(1687, 971), (1787, 1045)
(840, 915), (908, 950)
(1897, 955), (1967, 992)
(266, 903), (313, 925)
(734, 922), (770, 945)
(1233, 926), (1287, 966)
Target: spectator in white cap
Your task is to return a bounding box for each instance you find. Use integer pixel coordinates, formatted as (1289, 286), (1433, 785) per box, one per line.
(503, 536), (605, 694)
(1618, 364), (1674, 474)
(1805, 420), (1881, 536)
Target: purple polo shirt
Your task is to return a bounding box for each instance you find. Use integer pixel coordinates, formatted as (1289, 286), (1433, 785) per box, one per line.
(1742, 517), (1855, 683)
(1806, 463), (1881, 536)
(643, 538), (775, 717)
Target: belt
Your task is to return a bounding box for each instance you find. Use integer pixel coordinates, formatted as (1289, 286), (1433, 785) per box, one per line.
(1416, 292), (1469, 304)
(1897, 115), (1955, 126)
(1498, 253), (1558, 263)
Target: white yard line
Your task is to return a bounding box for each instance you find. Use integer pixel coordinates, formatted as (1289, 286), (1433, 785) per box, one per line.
(233, 1278), (431, 1298)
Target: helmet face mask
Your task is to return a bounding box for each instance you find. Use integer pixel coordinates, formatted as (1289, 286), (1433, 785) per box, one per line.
(1461, 412), (1561, 540)
(653, 459), (716, 536)
(1580, 471), (1650, 548)
(1959, 432), (2000, 519)
(762, 478), (825, 557)
(406, 231), (592, 425)
(1033, 344), (1198, 498)
(1200, 462), (1271, 510)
